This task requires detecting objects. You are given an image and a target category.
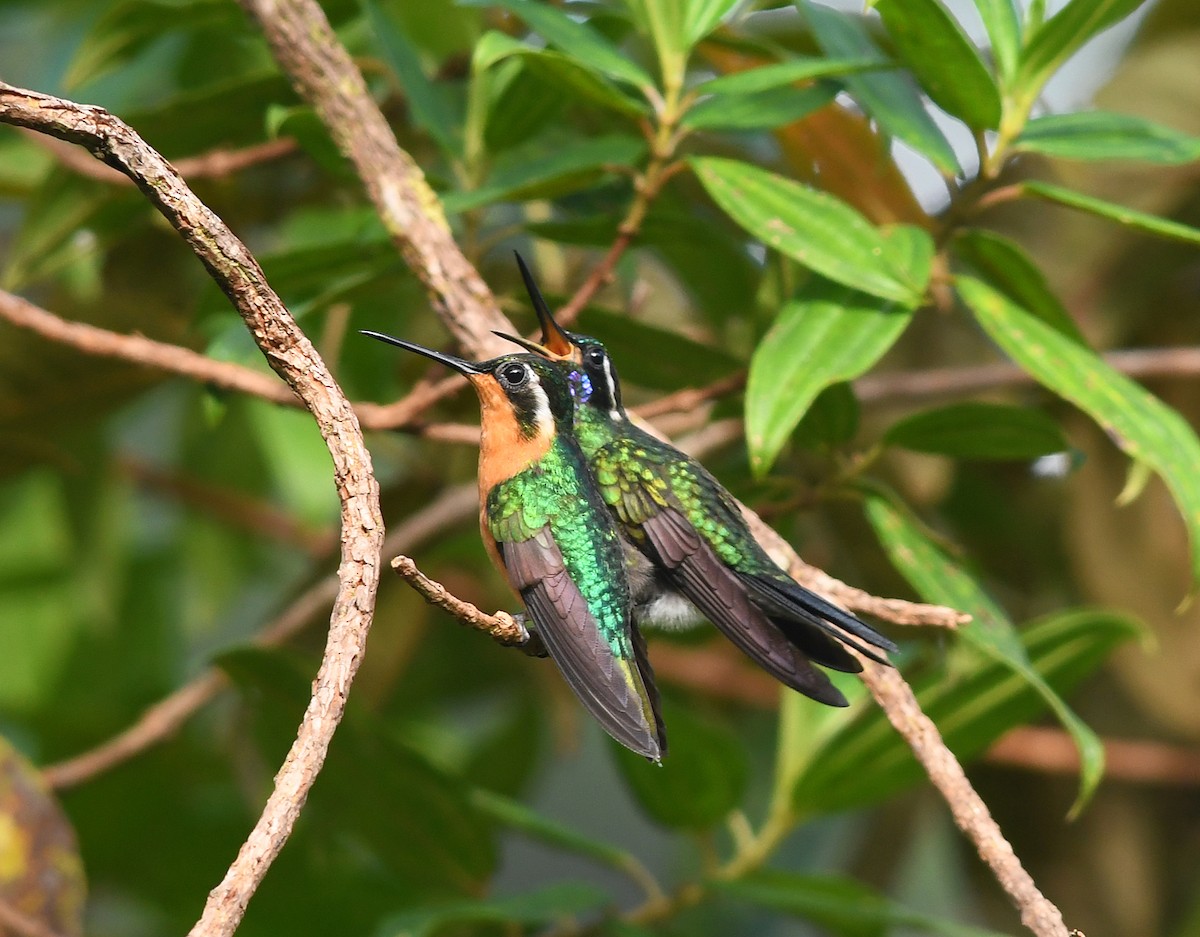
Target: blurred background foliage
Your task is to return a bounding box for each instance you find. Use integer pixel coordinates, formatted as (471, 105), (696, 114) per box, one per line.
(2, 0), (1200, 935)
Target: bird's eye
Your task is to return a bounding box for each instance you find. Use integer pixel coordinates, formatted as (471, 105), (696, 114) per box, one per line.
(585, 346), (605, 366)
(499, 362), (529, 387)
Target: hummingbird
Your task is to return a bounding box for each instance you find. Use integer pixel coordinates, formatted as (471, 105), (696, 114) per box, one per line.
(361, 330), (666, 761)
(497, 255), (898, 707)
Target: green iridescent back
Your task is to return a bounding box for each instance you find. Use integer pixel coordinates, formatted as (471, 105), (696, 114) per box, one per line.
(561, 342), (768, 576)
(485, 436), (633, 655)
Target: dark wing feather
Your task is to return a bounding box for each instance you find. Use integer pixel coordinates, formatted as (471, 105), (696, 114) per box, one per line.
(501, 530), (665, 760)
(742, 574), (897, 665)
(639, 508), (847, 707)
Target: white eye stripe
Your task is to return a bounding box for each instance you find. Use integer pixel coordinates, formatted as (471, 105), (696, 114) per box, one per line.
(525, 371), (554, 434)
(601, 355), (622, 421)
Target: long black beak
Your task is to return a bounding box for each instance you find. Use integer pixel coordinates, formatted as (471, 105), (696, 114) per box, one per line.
(513, 251), (575, 356)
(359, 330), (487, 375)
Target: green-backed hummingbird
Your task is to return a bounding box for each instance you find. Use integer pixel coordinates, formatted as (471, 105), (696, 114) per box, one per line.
(361, 331), (665, 760)
(498, 255), (898, 707)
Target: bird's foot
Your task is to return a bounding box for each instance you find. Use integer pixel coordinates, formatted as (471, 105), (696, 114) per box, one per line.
(504, 611), (548, 658)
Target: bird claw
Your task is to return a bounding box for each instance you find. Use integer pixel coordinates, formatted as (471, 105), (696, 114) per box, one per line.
(509, 611), (549, 658)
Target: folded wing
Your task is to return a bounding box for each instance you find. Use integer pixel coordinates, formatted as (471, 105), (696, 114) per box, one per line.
(501, 528), (666, 759)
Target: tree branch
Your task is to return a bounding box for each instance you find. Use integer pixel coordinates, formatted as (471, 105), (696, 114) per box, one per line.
(988, 725), (1200, 786)
(855, 657), (1069, 936)
(235, 0), (515, 359)
(0, 81), (383, 937)
(390, 555), (545, 654)
(21, 127), (298, 185)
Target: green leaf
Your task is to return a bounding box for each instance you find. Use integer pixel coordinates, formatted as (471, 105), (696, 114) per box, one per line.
(1015, 111), (1200, 164)
(379, 883), (610, 937)
(746, 287), (911, 474)
(443, 134), (646, 212)
(471, 0), (656, 90)
(793, 606), (1139, 813)
(884, 402), (1068, 460)
(612, 702), (748, 830)
(682, 84), (837, 131)
(623, 0), (689, 89)
(875, 0), (1002, 130)
(1018, 0), (1147, 97)
(695, 56), (885, 95)
(865, 493), (1108, 816)
(722, 870), (1009, 937)
(469, 789), (636, 871)
(65, 0), (238, 88)
(691, 157), (933, 304)
(951, 228), (1084, 341)
(973, 0), (1022, 86)
(959, 274), (1200, 590)
(1022, 180), (1200, 247)
(363, 0), (462, 157)
(799, 0), (961, 175)
(682, 0), (741, 46)
(864, 491), (1024, 662)
(472, 32), (648, 117)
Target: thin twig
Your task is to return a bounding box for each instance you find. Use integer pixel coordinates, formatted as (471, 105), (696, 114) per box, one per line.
(390, 555), (543, 653)
(0, 82), (384, 937)
(988, 725), (1200, 786)
(21, 128), (298, 185)
(43, 484), (480, 791)
(236, 0), (515, 359)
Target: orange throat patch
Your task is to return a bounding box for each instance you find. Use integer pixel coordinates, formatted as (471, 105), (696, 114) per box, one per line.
(472, 374), (554, 492)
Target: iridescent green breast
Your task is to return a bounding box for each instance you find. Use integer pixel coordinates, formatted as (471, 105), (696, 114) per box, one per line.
(485, 438), (631, 652)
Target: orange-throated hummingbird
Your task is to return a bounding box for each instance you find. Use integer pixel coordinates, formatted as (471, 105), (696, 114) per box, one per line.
(361, 330), (666, 759)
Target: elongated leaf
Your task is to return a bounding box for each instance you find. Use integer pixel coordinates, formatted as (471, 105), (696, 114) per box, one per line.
(876, 0), (1001, 130)
(799, 0), (961, 174)
(623, 0), (688, 89)
(683, 0), (741, 46)
(691, 157), (932, 304)
(695, 56), (883, 95)
(722, 871), (1008, 937)
(470, 0), (656, 90)
(746, 287), (911, 474)
(793, 607), (1139, 813)
(65, 0), (238, 88)
(469, 789), (635, 870)
(959, 275), (1200, 590)
(864, 491), (1104, 815)
(973, 0), (1021, 86)
(683, 85), (836, 131)
(1019, 0), (1146, 96)
(363, 0), (461, 157)
(952, 228), (1084, 341)
(884, 402), (1068, 460)
(612, 703), (749, 830)
(1021, 181), (1200, 246)
(473, 32), (648, 117)
(443, 134), (646, 212)
(1015, 111), (1200, 164)
(380, 884), (610, 937)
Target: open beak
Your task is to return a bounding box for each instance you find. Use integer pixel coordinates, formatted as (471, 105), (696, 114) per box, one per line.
(359, 330), (487, 376)
(514, 251), (576, 358)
